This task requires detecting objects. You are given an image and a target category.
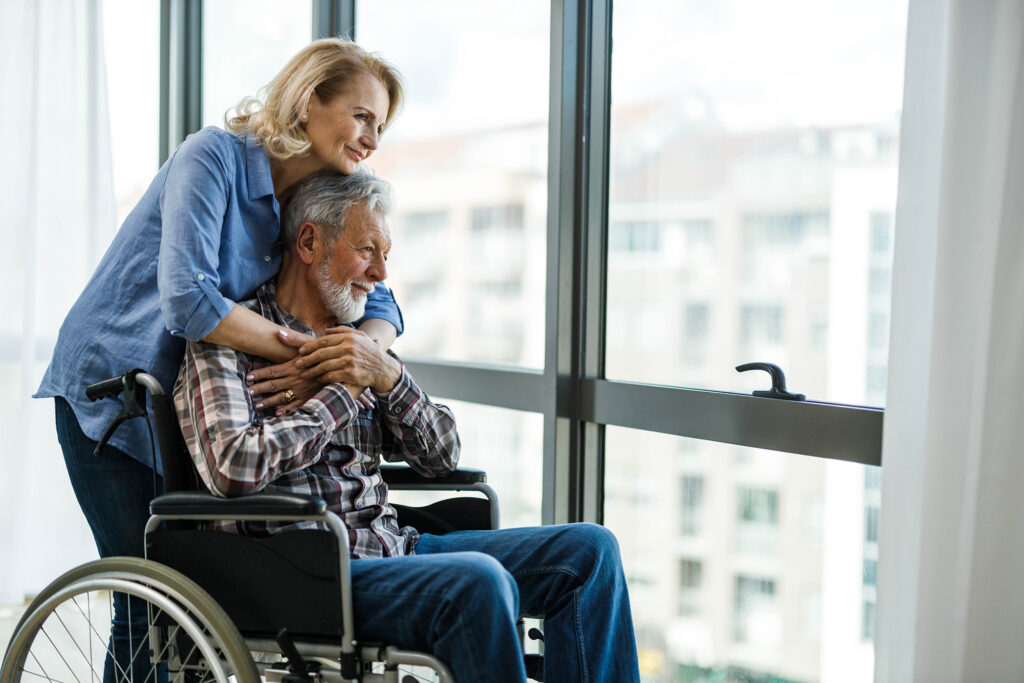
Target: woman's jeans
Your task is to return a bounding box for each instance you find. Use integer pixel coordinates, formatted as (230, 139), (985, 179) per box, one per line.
(54, 397), (164, 683)
(351, 523), (641, 682)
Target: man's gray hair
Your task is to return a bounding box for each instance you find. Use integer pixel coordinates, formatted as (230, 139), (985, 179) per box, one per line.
(281, 169), (393, 247)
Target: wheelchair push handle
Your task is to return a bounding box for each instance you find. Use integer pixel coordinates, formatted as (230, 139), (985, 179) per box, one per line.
(85, 370), (168, 457)
(86, 370), (167, 401)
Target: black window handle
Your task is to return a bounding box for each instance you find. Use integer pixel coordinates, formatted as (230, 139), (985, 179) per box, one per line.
(736, 362), (805, 401)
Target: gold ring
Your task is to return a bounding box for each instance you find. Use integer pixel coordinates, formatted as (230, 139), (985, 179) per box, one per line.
(283, 389), (296, 402)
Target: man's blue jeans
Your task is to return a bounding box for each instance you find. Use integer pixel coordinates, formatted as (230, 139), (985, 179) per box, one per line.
(54, 397), (163, 683)
(350, 523), (641, 682)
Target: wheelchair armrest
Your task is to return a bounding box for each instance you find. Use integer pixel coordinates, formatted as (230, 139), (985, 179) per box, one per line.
(380, 465), (487, 487)
(150, 490), (327, 517)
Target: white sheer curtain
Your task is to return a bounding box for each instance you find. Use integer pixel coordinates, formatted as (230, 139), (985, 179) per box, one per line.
(0, 0), (117, 604)
(878, 0), (1024, 679)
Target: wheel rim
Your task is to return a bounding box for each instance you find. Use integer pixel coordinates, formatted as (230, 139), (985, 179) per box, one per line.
(2, 558), (258, 683)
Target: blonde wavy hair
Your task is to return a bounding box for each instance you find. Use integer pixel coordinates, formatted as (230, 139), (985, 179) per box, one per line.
(226, 38), (404, 160)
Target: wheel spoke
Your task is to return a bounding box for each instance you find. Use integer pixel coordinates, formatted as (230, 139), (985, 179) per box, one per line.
(25, 650), (54, 682)
(50, 608), (103, 683)
(37, 626), (82, 683)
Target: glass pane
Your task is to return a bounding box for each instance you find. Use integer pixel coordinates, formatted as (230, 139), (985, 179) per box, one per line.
(357, 1), (549, 368)
(605, 1), (907, 407)
(201, 1), (312, 128)
(387, 398), (543, 529)
(605, 427), (880, 682)
(107, 1), (160, 229)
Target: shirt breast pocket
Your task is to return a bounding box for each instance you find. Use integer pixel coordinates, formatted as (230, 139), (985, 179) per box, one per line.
(351, 410), (383, 455)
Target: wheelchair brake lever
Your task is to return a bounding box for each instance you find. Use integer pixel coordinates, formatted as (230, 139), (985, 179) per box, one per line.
(94, 412), (130, 457)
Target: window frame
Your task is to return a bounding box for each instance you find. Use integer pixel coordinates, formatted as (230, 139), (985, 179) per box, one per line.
(160, 0), (884, 527)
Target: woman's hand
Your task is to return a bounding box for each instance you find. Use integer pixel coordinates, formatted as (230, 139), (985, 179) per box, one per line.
(247, 329), (317, 414)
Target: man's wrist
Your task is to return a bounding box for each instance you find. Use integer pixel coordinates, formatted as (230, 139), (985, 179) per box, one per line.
(373, 355), (403, 393)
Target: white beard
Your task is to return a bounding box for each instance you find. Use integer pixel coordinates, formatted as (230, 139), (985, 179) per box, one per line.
(316, 258), (372, 323)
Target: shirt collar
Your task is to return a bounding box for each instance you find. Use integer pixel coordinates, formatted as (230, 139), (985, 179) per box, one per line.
(244, 134), (277, 202)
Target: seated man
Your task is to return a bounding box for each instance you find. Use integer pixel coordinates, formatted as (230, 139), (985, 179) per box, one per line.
(173, 170), (640, 682)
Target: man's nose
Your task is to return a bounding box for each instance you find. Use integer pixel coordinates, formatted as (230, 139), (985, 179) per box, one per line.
(367, 252), (387, 281)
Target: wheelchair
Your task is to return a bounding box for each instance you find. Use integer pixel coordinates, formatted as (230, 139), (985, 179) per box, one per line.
(2, 370), (545, 683)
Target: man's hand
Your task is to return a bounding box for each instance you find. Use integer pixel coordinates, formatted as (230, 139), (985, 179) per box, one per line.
(247, 329), (370, 413)
(295, 326), (403, 394)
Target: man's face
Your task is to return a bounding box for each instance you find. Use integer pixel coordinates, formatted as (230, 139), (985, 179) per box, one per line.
(315, 203), (391, 323)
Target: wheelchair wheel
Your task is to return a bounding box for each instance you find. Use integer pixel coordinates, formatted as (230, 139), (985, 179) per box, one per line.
(1, 557), (259, 683)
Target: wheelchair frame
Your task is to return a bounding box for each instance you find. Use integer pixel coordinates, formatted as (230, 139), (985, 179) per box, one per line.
(2, 370), (517, 683)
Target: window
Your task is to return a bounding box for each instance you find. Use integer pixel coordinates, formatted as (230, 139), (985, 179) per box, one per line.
(358, 0), (549, 369)
(734, 575), (778, 644)
(680, 475), (704, 536)
(683, 303), (710, 366)
(865, 506), (880, 543)
(863, 559), (878, 587)
(738, 488), (779, 525)
(201, 1), (312, 128)
(151, 6), (908, 683)
(606, 0), (905, 409)
(869, 212), (894, 254)
(610, 221), (660, 253)
(679, 558), (703, 616)
(740, 305), (784, 347)
(607, 431), (874, 681)
(862, 600), (876, 641)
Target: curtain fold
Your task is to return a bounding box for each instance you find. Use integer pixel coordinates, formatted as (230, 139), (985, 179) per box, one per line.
(878, 0), (1024, 680)
(0, 0), (116, 604)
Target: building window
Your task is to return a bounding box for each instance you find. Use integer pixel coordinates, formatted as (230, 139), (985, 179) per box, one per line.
(865, 466), (882, 491)
(738, 487), (779, 525)
(679, 558), (703, 616)
(744, 211), (828, 246)
(734, 575), (778, 643)
(869, 211), (894, 254)
(862, 600), (876, 641)
(865, 506), (880, 543)
(683, 303), (710, 366)
(863, 559), (877, 587)
(680, 475), (704, 536)
(471, 204), (524, 233)
(610, 220), (661, 253)
(740, 305), (783, 345)
(404, 210), (448, 241)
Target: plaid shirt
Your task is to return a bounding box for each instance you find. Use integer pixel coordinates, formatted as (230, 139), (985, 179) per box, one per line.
(173, 280), (460, 558)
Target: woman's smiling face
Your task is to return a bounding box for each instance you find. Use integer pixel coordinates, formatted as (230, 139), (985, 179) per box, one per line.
(304, 71), (390, 175)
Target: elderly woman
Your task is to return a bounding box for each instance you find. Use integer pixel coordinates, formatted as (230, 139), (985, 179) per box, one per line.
(35, 38), (404, 682)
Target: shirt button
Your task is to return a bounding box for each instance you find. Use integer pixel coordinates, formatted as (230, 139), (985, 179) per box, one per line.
(264, 255), (271, 262)
(197, 274), (205, 281)
(392, 406), (401, 414)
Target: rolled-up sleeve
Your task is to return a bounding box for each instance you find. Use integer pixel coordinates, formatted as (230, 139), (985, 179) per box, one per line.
(157, 132), (238, 341)
(359, 283), (404, 336)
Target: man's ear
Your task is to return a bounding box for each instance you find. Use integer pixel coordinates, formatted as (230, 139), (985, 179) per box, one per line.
(295, 222), (320, 265)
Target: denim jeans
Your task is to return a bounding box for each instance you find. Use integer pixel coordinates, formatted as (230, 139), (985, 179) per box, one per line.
(54, 397), (164, 683)
(349, 523), (640, 682)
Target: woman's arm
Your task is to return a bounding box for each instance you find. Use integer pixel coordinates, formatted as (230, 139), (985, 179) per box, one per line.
(356, 318), (398, 348)
(201, 304), (309, 363)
